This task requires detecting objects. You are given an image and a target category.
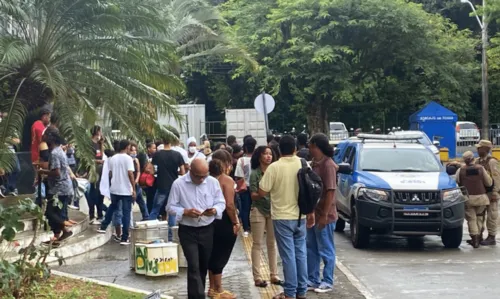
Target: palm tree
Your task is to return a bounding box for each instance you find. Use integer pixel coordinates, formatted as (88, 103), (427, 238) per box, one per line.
(0, 0), (255, 172)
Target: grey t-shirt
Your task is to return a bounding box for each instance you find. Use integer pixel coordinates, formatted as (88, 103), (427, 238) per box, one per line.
(48, 146), (74, 196)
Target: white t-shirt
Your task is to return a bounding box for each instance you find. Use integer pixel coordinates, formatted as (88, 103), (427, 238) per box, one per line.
(188, 151), (205, 164)
(235, 156), (252, 185)
(173, 146), (189, 164)
(109, 153), (134, 196)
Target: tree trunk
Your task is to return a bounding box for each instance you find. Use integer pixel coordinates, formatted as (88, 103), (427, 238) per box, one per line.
(306, 97), (328, 135)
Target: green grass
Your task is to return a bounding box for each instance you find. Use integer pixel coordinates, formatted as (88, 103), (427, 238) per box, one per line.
(31, 276), (145, 299)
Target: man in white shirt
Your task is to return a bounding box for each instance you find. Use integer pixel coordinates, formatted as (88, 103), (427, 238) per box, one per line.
(97, 140), (136, 245)
(171, 130), (190, 170)
(166, 158), (226, 299)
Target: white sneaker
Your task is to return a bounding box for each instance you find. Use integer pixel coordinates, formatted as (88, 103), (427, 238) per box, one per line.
(97, 229), (107, 234)
(314, 283), (333, 293)
(243, 231), (249, 238)
(91, 219), (102, 225)
(120, 240), (130, 246)
(68, 205), (79, 210)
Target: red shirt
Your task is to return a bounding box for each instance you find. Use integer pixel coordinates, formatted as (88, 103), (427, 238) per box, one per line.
(31, 120), (46, 163)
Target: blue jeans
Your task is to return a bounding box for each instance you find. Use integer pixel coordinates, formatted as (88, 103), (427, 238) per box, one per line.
(148, 188), (176, 241)
(112, 199), (134, 227)
(239, 190), (251, 232)
(6, 155), (20, 192)
(59, 194), (70, 221)
(273, 219), (308, 298)
(101, 194), (132, 242)
(148, 188), (170, 220)
(307, 221), (336, 287)
(135, 184), (149, 220)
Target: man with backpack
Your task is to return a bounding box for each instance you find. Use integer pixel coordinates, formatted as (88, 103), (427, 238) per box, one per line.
(259, 135), (315, 299)
(307, 133), (337, 293)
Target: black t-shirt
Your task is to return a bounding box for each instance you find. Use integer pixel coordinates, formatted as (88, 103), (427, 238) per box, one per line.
(297, 148), (311, 161)
(152, 150), (184, 190)
(137, 152), (148, 171)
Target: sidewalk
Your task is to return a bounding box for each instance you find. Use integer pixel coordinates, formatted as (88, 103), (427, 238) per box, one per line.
(55, 222), (364, 298)
(240, 232), (365, 299)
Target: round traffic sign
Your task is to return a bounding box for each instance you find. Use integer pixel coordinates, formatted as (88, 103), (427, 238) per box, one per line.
(254, 93), (275, 115)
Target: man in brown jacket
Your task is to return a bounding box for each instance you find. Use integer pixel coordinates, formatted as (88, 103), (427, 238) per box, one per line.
(475, 140), (500, 246)
(456, 151), (492, 248)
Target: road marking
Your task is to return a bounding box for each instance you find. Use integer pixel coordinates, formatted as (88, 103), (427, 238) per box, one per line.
(336, 259), (377, 299)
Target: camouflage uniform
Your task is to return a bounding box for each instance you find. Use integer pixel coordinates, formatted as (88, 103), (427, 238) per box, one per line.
(476, 153), (500, 245)
(456, 156), (492, 248)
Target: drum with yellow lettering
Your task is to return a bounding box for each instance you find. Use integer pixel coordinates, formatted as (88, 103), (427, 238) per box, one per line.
(137, 243), (179, 277)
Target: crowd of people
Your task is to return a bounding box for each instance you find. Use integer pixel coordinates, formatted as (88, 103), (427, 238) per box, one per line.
(164, 133), (339, 299)
(18, 107), (339, 299)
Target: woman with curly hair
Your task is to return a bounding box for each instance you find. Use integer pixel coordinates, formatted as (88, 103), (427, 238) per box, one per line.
(249, 146), (282, 288)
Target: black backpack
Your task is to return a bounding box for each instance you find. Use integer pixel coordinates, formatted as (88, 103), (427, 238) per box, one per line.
(297, 158), (323, 225)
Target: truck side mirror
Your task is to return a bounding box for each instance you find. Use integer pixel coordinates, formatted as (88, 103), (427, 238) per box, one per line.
(338, 163), (352, 175)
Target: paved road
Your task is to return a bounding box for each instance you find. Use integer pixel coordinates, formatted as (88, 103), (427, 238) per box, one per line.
(55, 224), (364, 299)
(335, 222), (500, 299)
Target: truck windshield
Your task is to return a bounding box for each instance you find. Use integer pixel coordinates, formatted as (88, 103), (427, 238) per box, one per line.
(330, 124), (345, 131)
(359, 148), (441, 172)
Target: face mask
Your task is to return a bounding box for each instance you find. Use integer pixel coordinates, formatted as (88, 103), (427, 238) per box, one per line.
(130, 154), (137, 158)
(189, 146), (197, 154)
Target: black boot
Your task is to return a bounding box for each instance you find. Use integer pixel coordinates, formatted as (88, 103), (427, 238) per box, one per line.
(471, 235), (480, 248)
(480, 235), (496, 246)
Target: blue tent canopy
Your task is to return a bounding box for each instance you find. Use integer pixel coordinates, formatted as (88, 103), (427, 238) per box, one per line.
(409, 101), (458, 158)
(409, 101), (457, 123)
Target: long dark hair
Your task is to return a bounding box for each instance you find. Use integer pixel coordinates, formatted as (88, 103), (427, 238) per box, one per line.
(251, 146), (276, 170)
(309, 133), (334, 157)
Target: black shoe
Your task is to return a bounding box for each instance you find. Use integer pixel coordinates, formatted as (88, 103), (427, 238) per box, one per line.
(58, 230), (73, 242)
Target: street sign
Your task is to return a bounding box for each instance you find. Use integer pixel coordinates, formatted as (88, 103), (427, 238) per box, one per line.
(254, 92), (275, 135)
(254, 93), (275, 114)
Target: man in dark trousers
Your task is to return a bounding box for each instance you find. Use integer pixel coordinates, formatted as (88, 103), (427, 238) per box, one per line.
(166, 158), (226, 299)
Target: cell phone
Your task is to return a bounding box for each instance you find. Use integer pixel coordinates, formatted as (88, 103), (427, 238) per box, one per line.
(202, 208), (213, 215)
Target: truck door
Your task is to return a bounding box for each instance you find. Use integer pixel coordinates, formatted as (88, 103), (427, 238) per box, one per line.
(337, 145), (355, 214)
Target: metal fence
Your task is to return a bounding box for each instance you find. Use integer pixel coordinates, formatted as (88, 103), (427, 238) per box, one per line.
(456, 129), (500, 157)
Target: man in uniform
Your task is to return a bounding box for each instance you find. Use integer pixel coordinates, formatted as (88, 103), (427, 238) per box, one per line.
(475, 140), (500, 246)
(456, 151), (492, 248)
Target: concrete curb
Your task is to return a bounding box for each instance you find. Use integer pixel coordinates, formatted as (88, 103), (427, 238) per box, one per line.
(336, 259), (377, 299)
(51, 270), (173, 299)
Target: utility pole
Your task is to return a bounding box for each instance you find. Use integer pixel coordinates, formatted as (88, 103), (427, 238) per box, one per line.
(461, 0), (489, 139)
(481, 0), (489, 140)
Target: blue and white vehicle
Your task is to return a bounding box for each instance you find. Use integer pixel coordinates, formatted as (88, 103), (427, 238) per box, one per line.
(335, 134), (465, 249)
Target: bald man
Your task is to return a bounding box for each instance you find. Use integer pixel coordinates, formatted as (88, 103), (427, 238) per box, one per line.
(166, 158), (226, 299)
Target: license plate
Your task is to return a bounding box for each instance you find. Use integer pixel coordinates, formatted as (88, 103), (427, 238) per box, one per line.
(403, 206), (429, 216)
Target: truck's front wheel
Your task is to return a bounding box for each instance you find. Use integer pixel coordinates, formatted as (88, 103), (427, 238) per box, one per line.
(441, 227), (463, 248)
(351, 207), (370, 249)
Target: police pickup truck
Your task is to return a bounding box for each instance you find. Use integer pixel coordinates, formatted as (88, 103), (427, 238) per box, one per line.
(335, 134), (465, 249)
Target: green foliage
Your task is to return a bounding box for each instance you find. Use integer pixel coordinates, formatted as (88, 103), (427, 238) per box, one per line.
(0, 0), (252, 171)
(219, 0), (477, 133)
(0, 198), (55, 299)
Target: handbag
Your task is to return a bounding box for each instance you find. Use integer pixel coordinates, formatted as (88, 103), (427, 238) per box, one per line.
(139, 172), (155, 188)
(235, 159), (248, 193)
(139, 163), (155, 187)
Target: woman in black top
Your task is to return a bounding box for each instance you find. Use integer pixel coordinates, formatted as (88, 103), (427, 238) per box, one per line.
(208, 150), (240, 299)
